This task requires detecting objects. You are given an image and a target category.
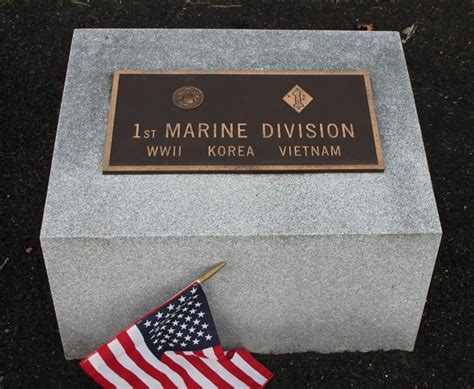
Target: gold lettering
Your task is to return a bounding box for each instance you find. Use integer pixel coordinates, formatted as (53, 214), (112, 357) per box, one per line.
(160, 146), (172, 156)
(311, 146), (320, 156)
(198, 123), (209, 138)
(147, 145), (181, 157)
(133, 123), (141, 139)
(341, 123), (355, 138)
(305, 123), (317, 138)
(327, 123), (339, 138)
(284, 123), (295, 138)
(277, 145), (341, 157)
(262, 123), (273, 138)
(319, 123), (325, 138)
(166, 123), (180, 138)
(147, 145), (158, 157)
(237, 123), (248, 138)
(143, 129), (157, 139)
(183, 123), (195, 138)
(207, 145), (254, 157)
(221, 123), (233, 138)
(331, 145), (341, 156)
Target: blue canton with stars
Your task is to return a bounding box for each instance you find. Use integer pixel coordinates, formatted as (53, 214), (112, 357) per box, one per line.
(137, 283), (220, 358)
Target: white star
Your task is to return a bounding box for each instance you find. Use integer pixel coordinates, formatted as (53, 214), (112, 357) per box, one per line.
(182, 307), (188, 312)
(153, 339), (158, 344)
(169, 343), (174, 347)
(195, 302), (202, 307)
(157, 345), (163, 350)
(179, 296), (186, 303)
(198, 312), (205, 318)
(180, 342), (187, 347)
(172, 338), (179, 343)
(202, 323), (209, 329)
(167, 304), (175, 311)
(160, 339), (166, 344)
(178, 313), (184, 319)
(205, 334), (212, 341)
(190, 287), (197, 294)
(197, 331), (204, 337)
(156, 312), (163, 319)
(185, 316), (192, 322)
(192, 339), (200, 345)
(176, 331), (183, 338)
(193, 319), (200, 325)
(144, 320), (152, 327)
(185, 335), (191, 341)
(153, 322), (159, 327)
(172, 320), (179, 326)
(192, 295), (198, 299)
(164, 334), (170, 339)
(180, 323), (187, 330)
(190, 309), (196, 314)
(168, 328), (175, 334)
(187, 301), (193, 306)
(189, 327), (196, 333)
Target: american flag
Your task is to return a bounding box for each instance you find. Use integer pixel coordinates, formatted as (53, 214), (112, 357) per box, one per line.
(80, 282), (273, 388)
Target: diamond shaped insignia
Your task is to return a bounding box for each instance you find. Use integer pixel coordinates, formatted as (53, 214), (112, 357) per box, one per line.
(282, 84), (313, 113)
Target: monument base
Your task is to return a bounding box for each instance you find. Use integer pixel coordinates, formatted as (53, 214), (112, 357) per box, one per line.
(41, 29), (441, 359)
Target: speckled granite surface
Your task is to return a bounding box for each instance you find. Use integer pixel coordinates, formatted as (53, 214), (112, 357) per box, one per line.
(40, 29), (441, 359)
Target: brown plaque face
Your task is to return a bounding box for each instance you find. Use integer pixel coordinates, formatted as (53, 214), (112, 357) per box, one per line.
(103, 70), (384, 173)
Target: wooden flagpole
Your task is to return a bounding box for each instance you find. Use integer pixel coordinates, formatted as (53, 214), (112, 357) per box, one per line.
(197, 262), (225, 284)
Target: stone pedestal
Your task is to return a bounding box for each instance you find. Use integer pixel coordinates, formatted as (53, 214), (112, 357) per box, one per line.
(40, 29), (441, 359)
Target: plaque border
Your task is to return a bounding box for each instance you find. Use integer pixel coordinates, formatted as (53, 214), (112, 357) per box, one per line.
(103, 70), (384, 173)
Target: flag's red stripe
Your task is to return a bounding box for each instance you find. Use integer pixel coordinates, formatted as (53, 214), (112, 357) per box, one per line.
(161, 352), (201, 389)
(178, 351), (232, 389)
(80, 359), (114, 389)
(235, 349), (274, 381)
(117, 332), (177, 389)
(98, 345), (147, 388)
(218, 352), (265, 388)
(212, 344), (226, 359)
(197, 347), (263, 388)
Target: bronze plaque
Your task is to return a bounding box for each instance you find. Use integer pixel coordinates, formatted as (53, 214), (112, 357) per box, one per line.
(103, 70), (384, 173)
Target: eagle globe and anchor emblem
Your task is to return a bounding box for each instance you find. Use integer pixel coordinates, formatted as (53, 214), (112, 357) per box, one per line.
(172, 86), (205, 110)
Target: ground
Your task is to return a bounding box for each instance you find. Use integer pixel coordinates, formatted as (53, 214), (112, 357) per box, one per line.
(0, 0), (473, 388)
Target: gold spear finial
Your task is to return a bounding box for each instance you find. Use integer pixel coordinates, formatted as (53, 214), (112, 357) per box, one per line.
(197, 262), (225, 284)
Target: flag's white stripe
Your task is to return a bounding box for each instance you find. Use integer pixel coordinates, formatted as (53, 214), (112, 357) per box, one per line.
(88, 352), (132, 389)
(230, 352), (268, 385)
(127, 326), (186, 388)
(198, 349), (249, 388)
(167, 352), (218, 389)
(201, 347), (219, 360)
(108, 339), (163, 388)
